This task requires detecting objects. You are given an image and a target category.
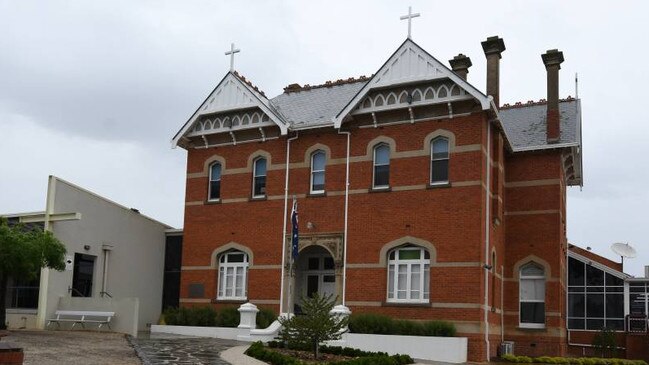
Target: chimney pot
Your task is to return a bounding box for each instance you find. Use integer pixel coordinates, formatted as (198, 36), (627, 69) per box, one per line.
(481, 36), (506, 107)
(542, 49), (565, 143)
(449, 53), (473, 80)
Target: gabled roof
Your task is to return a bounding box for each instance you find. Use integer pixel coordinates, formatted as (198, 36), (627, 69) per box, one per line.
(333, 38), (491, 128)
(171, 72), (288, 147)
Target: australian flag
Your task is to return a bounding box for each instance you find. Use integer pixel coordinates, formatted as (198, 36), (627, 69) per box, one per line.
(291, 200), (299, 259)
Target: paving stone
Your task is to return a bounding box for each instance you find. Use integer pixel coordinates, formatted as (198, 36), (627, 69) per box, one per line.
(130, 334), (240, 365)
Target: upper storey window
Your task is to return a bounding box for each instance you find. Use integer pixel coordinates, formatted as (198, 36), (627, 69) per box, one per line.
(208, 162), (222, 201)
(252, 157), (267, 198)
(310, 151), (326, 194)
(430, 137), (449, 185)
(373, 144), (390, 189)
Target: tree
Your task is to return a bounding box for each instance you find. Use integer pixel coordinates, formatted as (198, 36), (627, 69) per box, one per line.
(0, 218), (66, 330)
(277, 293), (349, 360)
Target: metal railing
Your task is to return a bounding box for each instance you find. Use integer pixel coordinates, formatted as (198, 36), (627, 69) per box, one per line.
(7, 286), (39, 309)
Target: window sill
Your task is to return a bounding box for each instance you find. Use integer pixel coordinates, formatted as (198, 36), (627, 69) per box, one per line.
(249, 196), (267, 202)
(369, 186), (391, 193)
(517, 324), (547, 331)
(427, 182), (452, 189)
(212, 298), (247, 304)
(205, 199), (221, 205)
(308, 191), (327, 198)
(382, 301), (431, 308)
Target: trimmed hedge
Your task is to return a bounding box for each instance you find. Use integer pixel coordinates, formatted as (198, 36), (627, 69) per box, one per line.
(500, 354), (648, 365)
(246, 341), (414, 365)
(348, 313), (456, 337)
(162, 306), (278, 328)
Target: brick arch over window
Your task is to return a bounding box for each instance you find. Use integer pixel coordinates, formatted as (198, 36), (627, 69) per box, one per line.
(211, 242), (254, 268)
(422, 129), (457, 153)
(512, 255), (552, 280)
(378, 236), (437, 266)
(246, 150), (273, 170)
(303, 143), (332, 164)
(365, 136), (397, 158)
(202, 155), (227, 175)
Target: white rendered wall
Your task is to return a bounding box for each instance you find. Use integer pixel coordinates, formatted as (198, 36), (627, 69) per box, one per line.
(39, 177), (168, 332)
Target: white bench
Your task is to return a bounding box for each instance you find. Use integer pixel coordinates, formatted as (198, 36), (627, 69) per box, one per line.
(47, 310), (115, 330)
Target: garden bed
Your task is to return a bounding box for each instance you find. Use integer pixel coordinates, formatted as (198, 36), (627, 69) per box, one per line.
(245, 341), (414, 365)
(500, 354), (648, 365)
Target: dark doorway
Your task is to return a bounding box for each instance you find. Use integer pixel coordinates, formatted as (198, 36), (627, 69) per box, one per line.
(72, 253), (95, 297)
(162, 233), (183, 309)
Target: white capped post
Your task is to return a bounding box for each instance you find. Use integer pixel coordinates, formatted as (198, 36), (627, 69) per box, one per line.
(400, 6), (420, 39)
(225, 43), (241, 71)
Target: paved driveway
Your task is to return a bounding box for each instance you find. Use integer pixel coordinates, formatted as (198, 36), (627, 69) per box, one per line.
(130, 333), (240, 365)
(4, 330), (140, 365)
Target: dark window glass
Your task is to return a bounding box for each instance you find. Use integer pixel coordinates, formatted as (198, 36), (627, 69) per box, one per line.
(520, 302), (545, 324)
(227, 253), (245, 263)
(569, 293), (585, 317)
(606, 319), (625, 331)
(630, 293), (647, 315)
(72, 253), (95, 297)
(323, 257), (335, 270)
(586, 319), (605, 330)
(568, 257), (585, 286)
(630, 284), (646, 293)
(373, 145), (390, 188)
(568, 318), (585, 330)
(568, 286), (585, 293)
(586, 294), (604, 317)
(606, 273), (624, 287)
(431, 138), (449, 184)
(323, 275), (335, 283)
(306, 275), (319, 298)
(587, 286), (605, 292)
(308, 258), (319, 270)
(209, 163), (221, 200)
(586, 265), (604, 286)
(606, 294), (624, 318)
(253, 158), (267, 197)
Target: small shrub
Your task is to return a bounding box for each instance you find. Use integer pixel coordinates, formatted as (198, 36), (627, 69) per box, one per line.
(257, 308), (278, 329)
(162, 306), (218, 327)
(348, 313), (456, 337)
(516, 355), (533, 363)
(349, 313), (393, 335)
(217, 307), (240, 327)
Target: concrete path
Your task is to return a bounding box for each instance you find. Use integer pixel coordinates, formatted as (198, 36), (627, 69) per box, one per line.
(4, 330), (141, 365)
(129, 333), (240, 365)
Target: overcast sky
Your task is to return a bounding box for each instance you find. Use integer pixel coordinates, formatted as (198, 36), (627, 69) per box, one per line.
(1, 1), (648, 276)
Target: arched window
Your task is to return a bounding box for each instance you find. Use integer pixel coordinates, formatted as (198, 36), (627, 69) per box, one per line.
(387, 246), (430, 303)
(252, 157), (267, 198)
(217, 250), (249, 300)
(310, 151), (326, 194)
(519, 262), (546, 327)
(208, 162), (222, 201)
(431, 137), (449, 184)
(373, 144), (390, 189)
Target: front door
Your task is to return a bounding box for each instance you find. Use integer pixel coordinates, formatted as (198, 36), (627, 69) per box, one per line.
(72, 253), (95, 297)
(304, 255), (335, 299)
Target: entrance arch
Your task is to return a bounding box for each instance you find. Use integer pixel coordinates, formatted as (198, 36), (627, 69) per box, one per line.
(295, 246), (336, 308)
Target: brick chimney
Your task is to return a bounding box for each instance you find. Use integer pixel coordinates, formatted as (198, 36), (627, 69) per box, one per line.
(481, 36), (506, 107)
(449, 54), (472, 80)
(542, 49), (565, 143)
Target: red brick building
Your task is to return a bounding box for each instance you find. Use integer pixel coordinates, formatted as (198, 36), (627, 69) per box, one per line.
(171, 36), (584, 361)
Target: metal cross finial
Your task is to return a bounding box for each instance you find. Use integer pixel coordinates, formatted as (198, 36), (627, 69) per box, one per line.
(225, 43), (241, 71)
(400, 6), (421, 39)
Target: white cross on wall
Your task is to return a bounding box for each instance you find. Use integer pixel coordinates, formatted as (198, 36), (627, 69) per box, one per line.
(400, 6), (421, 39)
(225, 43), (241, 71)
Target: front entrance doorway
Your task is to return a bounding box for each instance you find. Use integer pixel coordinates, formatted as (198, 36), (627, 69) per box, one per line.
(294, 246), (336, 312)
(71, 253), (95, 297)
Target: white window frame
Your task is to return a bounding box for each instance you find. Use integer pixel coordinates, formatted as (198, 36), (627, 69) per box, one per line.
(430, 137), (450, 185)
(386, 246), (430, 304)
(252, 157), (267, 198)
(310, 151), (326, 194)
(217, 251), (249, 301)
(208, 162), (222, 202)
(519, 262), (546, 328)
(372, 143), (390, 189)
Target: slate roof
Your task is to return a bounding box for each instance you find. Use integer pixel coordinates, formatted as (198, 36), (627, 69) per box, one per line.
(499, 99), (581, 151)
(270, 81), (367, 128)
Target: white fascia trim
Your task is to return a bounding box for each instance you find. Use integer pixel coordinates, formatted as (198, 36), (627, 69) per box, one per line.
(171, 72), (288, 148)
(512, 142), (580, 153)
(333, 38), (490, 129)
(567, 250), (629, 279)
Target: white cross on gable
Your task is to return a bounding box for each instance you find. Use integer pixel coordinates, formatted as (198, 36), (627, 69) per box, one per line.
(400, 6), (421, 39)
(225, 43), (241, 71)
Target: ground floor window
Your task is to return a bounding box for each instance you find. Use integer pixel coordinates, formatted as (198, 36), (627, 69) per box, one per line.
(217, 250), (248, 300)
(7, 273), (40, 309)
(387, 246), (430, 303)
(567, 256), (625, 331)
(520, 262), (546, 327)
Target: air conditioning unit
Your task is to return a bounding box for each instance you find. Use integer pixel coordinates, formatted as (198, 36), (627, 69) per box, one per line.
(500, 341), (515, 356)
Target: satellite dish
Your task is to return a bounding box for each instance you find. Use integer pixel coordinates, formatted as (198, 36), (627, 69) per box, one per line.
(611, 242), (637, 265)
